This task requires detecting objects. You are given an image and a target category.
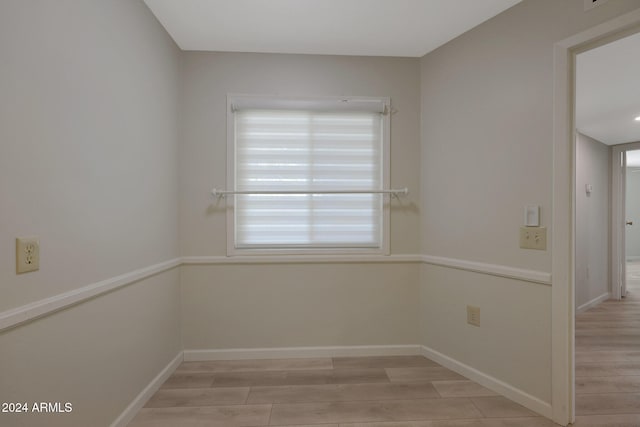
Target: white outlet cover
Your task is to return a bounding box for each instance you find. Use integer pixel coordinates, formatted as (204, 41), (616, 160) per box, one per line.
(16, 237), (40, 274)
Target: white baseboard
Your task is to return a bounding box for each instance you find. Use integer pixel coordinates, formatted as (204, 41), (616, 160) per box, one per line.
(576, 292), (610, 314)
(420, 345), (552, 419)
(184, 345), (422, 361)
(110, 351), (183, 427)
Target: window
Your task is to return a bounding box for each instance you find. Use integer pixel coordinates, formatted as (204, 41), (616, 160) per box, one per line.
(227, 95), (390, 255)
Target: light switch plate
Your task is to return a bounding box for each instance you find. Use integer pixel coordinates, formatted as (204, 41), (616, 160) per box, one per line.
(519, 227), (547, 250)
(16, 237), (39, 274)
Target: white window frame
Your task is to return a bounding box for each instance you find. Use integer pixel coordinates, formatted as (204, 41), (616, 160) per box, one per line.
(226, 94), (391, 256)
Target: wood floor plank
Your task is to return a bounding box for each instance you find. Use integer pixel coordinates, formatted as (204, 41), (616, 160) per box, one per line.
(176, 358), (333, 373)
(340, 418), (557, 427)
(211, 368), (389, 387)
(572, 414), (640, 426)
(266, 425), (338, 427)
(267, 425), (338, 427)
(575, 350), (640, 363)
(576, 328), (640, 336)
(247, 382), (439, 404)
(385, 367), (465, 382)
(144, 387), (250, 408)
(269, 398), (482, 425)
(470, 396), (537, 418)
(160, 373), (216, 389)
(575, 361), (640, 377)
(127, 405), (271, 427)
(432, 380), (498, 397)
(332, 355), (439, 369)
(575, 392), (640, 415)
(576, 376), (640, 394)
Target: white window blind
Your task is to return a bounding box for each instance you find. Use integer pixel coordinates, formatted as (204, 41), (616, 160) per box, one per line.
(230, 97), (387, 251)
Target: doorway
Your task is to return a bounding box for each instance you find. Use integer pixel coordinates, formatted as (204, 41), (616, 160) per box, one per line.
(551, 10), (640, 425)
(573, 30), (640, 423)
(575, 30), (640, 302)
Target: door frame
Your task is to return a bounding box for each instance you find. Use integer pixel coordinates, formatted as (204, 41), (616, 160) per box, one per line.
(552, 9), (640, 425)
(612, 145), (627, 300)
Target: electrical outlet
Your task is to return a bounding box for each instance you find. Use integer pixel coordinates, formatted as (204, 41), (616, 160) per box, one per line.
(16, 237), (39, 274)
(584, 0), (609, 11)
(467, 305), (480, 327)
(519, 227), (547, 250)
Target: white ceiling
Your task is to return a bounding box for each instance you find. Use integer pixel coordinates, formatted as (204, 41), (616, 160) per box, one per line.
(576, 31), (640, 146)
(143, 0), (522, 57)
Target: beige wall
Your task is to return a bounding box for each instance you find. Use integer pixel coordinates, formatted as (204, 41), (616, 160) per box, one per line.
(182, 263), (419, 349)
(0, 0), (181, 309)
(575, 133), (610, 308)
(0, 1), (182, 425)
(419, 0), (640, 405)
(179, 52), (422, 349)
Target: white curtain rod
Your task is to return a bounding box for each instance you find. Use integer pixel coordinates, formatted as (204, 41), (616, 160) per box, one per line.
(211, 188), (408, 198)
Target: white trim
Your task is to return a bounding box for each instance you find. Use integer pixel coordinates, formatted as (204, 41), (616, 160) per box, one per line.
(182, 254), (552, 285)
(613, 142), (640, 299)
(576, 292), (610, 314)
(420, 345), (552, 419)
(181, 254), (421, 265)
(184, 345), (422, 361)
(552, 39), (574, 427)
(0, 258), (181, 332)
(110, 351), (183, 427)
(420, 255), (552, 285)
(612, 145), (627, 300)
(228, 94), (388, 114)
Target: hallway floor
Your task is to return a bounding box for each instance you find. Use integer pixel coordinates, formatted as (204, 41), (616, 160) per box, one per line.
(573, 260), (640, 425)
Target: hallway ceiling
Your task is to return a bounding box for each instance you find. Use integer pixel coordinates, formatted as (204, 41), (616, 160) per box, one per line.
(143, 0), (522, 57)
(576, 31), (640, 146)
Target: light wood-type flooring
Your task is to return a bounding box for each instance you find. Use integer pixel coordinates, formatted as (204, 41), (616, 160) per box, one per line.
(573, 260), (640, 426)
(128, 354), (555, 426)
(127, 262), (640, 426)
